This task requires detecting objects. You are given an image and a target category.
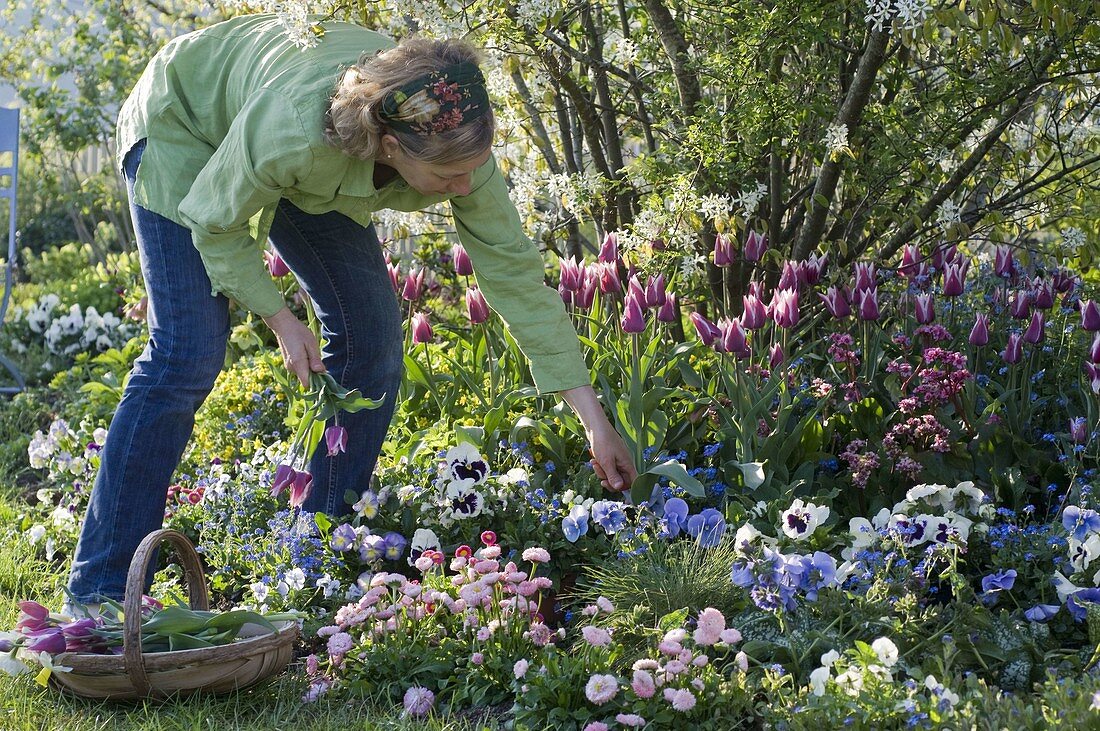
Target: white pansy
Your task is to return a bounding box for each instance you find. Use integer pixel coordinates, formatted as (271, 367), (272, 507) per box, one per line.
(284, 568), (306, 591)
(26, 524), (46, 545)
(835, 667), (864, 696)
(871, 637), (898, 667)
(821, 649), (841, 667)
(317, 574), (342, 599)
(906, 483), (947, 503)
(733, 522), (762, 552)
(1068, 534), (1100, 573)
(809, 665), (830, 696)
(780, 499), (829, 541)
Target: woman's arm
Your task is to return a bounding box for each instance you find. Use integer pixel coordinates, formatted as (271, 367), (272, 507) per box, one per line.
(559, 384), (638, 493)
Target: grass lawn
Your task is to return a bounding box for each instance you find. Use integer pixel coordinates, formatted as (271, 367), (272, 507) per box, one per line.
(0, 494), (501, 731)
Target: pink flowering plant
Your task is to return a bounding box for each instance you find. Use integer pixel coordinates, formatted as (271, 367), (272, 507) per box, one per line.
(511, 601), (754, 730)
(301, 533), (560, 711)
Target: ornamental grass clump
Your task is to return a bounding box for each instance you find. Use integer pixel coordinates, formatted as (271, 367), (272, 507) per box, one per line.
(302, 534), (559, 712)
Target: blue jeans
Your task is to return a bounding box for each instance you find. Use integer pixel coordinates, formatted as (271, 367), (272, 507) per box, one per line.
(66, 139), (404, 604)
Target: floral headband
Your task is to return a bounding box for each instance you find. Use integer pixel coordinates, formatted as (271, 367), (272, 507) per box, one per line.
(379, 61), (490, 136)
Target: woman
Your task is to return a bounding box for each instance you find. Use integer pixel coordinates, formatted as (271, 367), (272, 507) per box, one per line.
(65, 14), (637, 608)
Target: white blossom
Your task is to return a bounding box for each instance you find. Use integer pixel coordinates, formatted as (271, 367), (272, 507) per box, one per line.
(936, 199), (961, 228)
(734, 181), (768, 217)
(823, 123), (850, 157)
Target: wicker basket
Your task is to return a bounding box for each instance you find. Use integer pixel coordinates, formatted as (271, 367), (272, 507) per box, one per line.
(48, 528), (298, 700)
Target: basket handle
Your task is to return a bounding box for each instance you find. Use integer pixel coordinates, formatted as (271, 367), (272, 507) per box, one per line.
(123, 528), (210, 698)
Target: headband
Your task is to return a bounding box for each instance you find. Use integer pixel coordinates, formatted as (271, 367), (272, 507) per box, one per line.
(379, 61), (490, 136)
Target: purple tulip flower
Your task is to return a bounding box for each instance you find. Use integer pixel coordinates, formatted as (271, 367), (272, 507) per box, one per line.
(853, 262), (876, 292)
(386, 261), (401, 293)
(451, 243), (473, 276)
(26, 629), (67, 655)
(1070, 417), (1089, 445)
(621, 290), (647, 333)
(856, 287), (880, 321)
(558, 256), (583, 292)
(270, 464), (296, 497)
(1001, 332), (1023, 364)
(914, 293), (935, 324)
(769, 343), (785, 369)
(1081, 300), (1100, 331)
(690, 312), (721, 347)
(772, 289), (800, 329)
(819, 286), (851, 320)
(942, 260), (967, 296)
(1086, 363), (1100, 393)
(1031, 278), (1054, 309)
(576, 270), (598, 310)
(325, 425), (348, 457)
(717, 317), (748, 355)
(742, 294), (767, 330)
(777, 261), (800, 291)
(1022, 310), (1045, 344)
(596, 261), (621, 295)
(744, 230), (768, 262)
(656, 292), (679, 323)
(265, 250), (290, 278)
(1009, 291), (1031, 319)
(713, 233), (734, 267)
(803, 253), (827, 285)
(899, 244), (921, 279)
(289, 470), (313, 508)
(411, 312), (433, 345)
(932, 242), (958, 271)
(465, 287), (490, 325)
(969, 313), (990, 346)
(598, 232), (619, 263)
(994, 245), (1014, 278)
(1091, 333), (1100, 364)
(645, 274), (667, 308)
(401, 267), (425, 302)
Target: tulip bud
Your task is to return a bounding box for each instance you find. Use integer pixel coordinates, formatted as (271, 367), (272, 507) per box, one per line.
(1009, 292), (1031, 319)
(1053, 269), (1077, 294)
(465, 287), (490, 325)
(325, 425), (348, 457)
(853, 262), (876, 292)
(747, 280), (766, 300)
(1022, 310), (1045, 344)
(690, 312), (721, 347)
(26, 629), (67, 655)
(1081, 300), (1100, 331)
(656, 292), (679, 323)
(387, 261), (401, 292)
(969, 314), (990, 346)
(899, 244), (921, 280)
(597, 261), (621, 295)
(411, 312), (433, 344)
(717, 317), (748, 355)
(994, 245), (1015, 278)
(576, 270), (598, 310)
(742, 294), (767, 330)
(598, 232), (619, 263)
(289, 470), (314, 508)
(769, 343), (784, 369)
(1091, 333), (1100, 364)
(932, 243), (958, 271)
(451, 244), (473, 276)
(803, 253), (827, 285)
(265, 250), (290, 278)
(1086, 363), (1100, 393)
(819, 286), (851, 320)
(941, 260), (968, 297)
(772, 289), (800, 329)
(1001, 332), (1023, 364)
(856, 287), (880, 321)
(627, 274), (647, 305)
(621, 291), (647, 333)
(777, 261), (800, 291)
(713, 233), (734, 267)
(1031, 278), (1054, 309)
(19, 601), (49, 622)
(744, 230), (768, 262)
(271, 464), (296, 497)
(645, 274), (667, 308)
(1070, 417), (1088, 445)
(914, 293), (935, 324)
(401, 267), (425, 302)
(558, 256), (583, 292)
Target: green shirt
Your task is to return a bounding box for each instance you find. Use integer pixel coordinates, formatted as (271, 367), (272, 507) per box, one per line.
(117, 13), (589, 394)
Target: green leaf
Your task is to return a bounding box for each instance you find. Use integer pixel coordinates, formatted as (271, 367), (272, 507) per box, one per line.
(455, 425), (484, 448)
(139, 606), (213, 635)
(203, 610), (277, 634)
(167, 632), (215, 651)
(658, 607), (689, 631)
(314, 512), (332, 533)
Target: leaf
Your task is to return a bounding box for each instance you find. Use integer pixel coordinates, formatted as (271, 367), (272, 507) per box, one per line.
(167, 632), (215, 650)
(455, 425), (483, 448)
(203, 610), (277, 635)
(658, 607), (689, 631)
(644, 460), (706, 498)
(139, 606), (212, 635)
(732, 461), (767, 489)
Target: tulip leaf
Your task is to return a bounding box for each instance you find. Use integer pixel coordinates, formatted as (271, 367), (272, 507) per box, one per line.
(139, 607), (212, 635)
(340, 390), (385, 413)
(167, 632), (215, 651)
(203, 610), (277, 634)
(456, 425), (483, 448)
(631, 460), (706, 504)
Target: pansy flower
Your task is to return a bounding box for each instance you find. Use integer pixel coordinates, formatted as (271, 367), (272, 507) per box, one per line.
(563, 504), (589, 543)
(780, 499), (829, 541)
(445, 478), (485, 519)
(591, 500), (627, 534)
(409, 528), (442, 566)
(445, 443), (489, 485)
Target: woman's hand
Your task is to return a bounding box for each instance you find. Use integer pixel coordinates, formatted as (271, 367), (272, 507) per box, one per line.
(262, 306), (326, 386)
(560, 385), (638, 493)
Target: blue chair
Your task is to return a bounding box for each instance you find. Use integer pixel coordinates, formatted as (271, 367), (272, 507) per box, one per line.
(0, 107), (25, 394)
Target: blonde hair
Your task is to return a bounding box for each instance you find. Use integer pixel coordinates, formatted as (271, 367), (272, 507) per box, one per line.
(325, 36), (495, 165)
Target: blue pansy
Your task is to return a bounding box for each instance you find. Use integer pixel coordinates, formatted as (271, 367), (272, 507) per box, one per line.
(662, 497), (689, 538)
(1067, 588), (1100, 622)
(1062, 505), (1100, 542)
(1023, 603), (1060, 622)
(562, 504), (589, 543)
(686, 508), (726, 547)
(329, 523), (357, 552)
(591, 500), (627, 534)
